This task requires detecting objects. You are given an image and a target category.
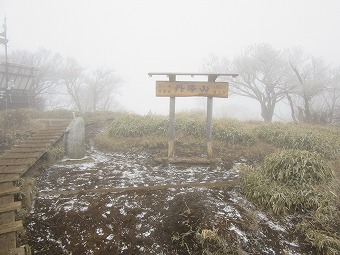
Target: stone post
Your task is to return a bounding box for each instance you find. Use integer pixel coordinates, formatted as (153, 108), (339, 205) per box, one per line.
(64, 117), (86, 159)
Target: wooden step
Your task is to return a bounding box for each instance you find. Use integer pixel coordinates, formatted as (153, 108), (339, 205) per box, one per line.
(41, 126), (65, 128)
(31, 134), (60, 137)
(0, 159), (35, 166)
(40, 129), (65, 133)
(0, 152), (44, 159)
(0, 202), (21, 213)
(36, 131), (63, 134)
(0, 166), (28, 174)
(0, 221), (23, 235)
(26, 137), (57, 142)
(0, 186), (20, 196)
(0, 174), (20, 183)
(14, 144), (50, 149)
(7, 148), (47, 153)
(22, 138), (54, 142)
(155, 157), (222, 164)
(8, 246), (27, 255)
(27, 138), (59, 143)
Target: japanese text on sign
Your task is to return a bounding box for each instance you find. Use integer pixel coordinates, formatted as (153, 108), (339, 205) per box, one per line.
(156, 81), (229, 98)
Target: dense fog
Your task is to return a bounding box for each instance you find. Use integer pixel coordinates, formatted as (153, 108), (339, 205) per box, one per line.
(1, 0), (340, 122)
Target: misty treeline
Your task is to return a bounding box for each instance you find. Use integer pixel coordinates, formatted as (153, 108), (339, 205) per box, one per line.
(5, 47), (120, 112)
(202, 43), (340, 123)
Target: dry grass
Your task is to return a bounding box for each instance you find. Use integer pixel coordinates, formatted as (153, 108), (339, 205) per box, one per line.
(254, 123), (340, 159)
(242, 149), (340, 254)
(3, 110), (339, 254)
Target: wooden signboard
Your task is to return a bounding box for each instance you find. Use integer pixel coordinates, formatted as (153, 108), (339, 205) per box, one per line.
(150, 72), (238, 160)
(156, 81), (229, 98)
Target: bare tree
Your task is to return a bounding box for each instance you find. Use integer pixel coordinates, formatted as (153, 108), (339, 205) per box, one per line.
(321, 67), (340, 123)
(232, 43), (289, 122)
(10, 48), (63, 95)
(201, 53), (231, 74)
(201, 45), (293, 122)
(6, 48), (121, 112)
(287, 48), (331, 122)
(202, 46), (338, 123)
(60, 57), (86, 113)
(8, 48), (64, 108)
(85, 67), (119, 112)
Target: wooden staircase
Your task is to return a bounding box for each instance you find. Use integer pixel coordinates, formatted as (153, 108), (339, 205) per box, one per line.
(0, 119), (70, 255)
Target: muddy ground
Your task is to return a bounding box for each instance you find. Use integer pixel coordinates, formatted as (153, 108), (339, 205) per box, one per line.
(21, 144), (314, 255)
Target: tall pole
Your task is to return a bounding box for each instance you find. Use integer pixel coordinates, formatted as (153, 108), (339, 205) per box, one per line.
(1, 17), (9, 110)
(168, 74), (176, 158)
(206, 74), (217, 159)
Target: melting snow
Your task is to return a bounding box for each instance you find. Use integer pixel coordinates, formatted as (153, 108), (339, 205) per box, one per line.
(258, 212), (286, 232)
(29, 148), (305, 254)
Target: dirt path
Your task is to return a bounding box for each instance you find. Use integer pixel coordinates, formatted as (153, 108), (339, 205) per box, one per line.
(23, 148), (310, 254)
(38, 180), (238, 196)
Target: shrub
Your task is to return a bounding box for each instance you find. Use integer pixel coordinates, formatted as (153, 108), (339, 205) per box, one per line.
(213, 119), (256, 146)
(242, 149), (336, 213)
(108, 114), (167, 137)
(37, 109), (75, 119)
(108, 113), (256, 146)
(299, 225), (340, 255)
(241, 149), (339, 253)
(176, 116), (205, 137)
(0, 109), (33, 128)
(262, 149), (334, 186)
(255, 123), (340, 159)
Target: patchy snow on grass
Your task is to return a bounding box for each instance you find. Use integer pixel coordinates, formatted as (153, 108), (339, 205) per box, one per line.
(27, 149), (308, 254)
(258, 212), (286, 232)
(229, 223), (249, 243)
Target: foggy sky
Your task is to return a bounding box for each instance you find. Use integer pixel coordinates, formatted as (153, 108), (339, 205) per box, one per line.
(1, 0), (340, 119)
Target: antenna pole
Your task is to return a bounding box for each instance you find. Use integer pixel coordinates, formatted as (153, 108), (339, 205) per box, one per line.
(1, 17), (9, 109)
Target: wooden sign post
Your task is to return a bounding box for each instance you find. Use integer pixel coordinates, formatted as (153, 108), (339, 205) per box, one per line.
(149, 72), (238, 162)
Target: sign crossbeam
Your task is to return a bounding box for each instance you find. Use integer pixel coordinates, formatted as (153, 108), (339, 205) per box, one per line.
(148, 72), (239, 78)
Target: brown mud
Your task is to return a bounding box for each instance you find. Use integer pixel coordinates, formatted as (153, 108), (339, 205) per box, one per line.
(22, 148), (312, 254)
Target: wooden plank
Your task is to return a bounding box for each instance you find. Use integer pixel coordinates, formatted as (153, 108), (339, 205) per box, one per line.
(149, 72), (239, 77)
(0, 174), (20, 183)
(36, 130), (64, 133)
(0, 187), (20, 196)
(41, 126), (66, 129)
(30, 137), (60, 142)
(8, 246), (27, 255)
(33, 131), (62, 134)
(0, 152), (44, 159)
(0, 221), (23, 235)
(26, 137), (57, 142)
(156, 81), (229, 98)
(14, 144), (50, 148)
(0, 159), (35, 166)
(31, 134), (60, 137)
(0, 162), (31, 167)
(33, 133), (61, 137)
(27, 135), (59, 138)
(0, 166), (28, 174)
(0, 182), (16, 252)
(0, 202), (21, 213)
(25, 138), (54, 145)
(39, 180), (237, 196)
(8, 148), (46, 153)
(155, 157), (221, 164)
(0, 158), (36, 164)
